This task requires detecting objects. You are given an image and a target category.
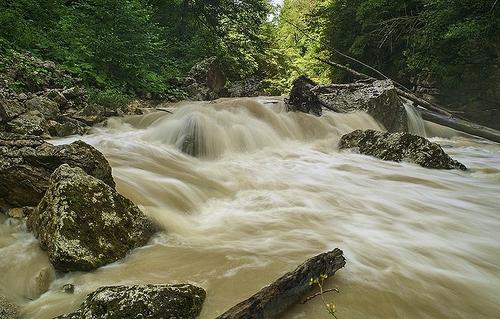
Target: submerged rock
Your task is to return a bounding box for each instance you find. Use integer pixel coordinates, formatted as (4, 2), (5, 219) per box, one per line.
(339, 129), (467, 170)
(54, 284), (206, 319)
(0, 132), (114, 209)
(286, 76), (323, 116)
(0, 295), (18, 319)
(27, 165), (154, 272)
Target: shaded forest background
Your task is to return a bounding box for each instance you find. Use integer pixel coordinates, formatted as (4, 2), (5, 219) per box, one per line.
(1, 0), (498, 125)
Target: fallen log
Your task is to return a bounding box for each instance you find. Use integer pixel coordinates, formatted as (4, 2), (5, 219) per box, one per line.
(216, 248), (345, 319)
(315, 57), (453, 117)
(418, 107), (500, 143)
(315, 58), (500, 143)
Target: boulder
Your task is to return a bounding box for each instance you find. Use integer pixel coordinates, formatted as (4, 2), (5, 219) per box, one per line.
(45, 89), (68, 108)
(71, 103), (105, 125)
(0, 98), (26, 122)
(46, 117), (88, 137)
(339, 129), (467, 170)
(0, 295), (18, 319)
(226, 77), (265, 97)
(54, 284), (206, 319)
(286, 76), (323, 116)
(27, 165), (154, 272)
(286, 77), (408, 132)
(6, 111), (47, 136)
(184, 57), (226, 100)
(321, 80), (407, 132)
(0, 132), (114, 209)
(25, 96), (60, 118)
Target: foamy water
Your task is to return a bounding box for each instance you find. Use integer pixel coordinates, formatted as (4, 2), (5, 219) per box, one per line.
(1, 98), (499, 319)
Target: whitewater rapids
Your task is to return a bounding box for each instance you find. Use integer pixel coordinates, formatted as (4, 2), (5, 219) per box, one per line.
(1, 97), (499, 319)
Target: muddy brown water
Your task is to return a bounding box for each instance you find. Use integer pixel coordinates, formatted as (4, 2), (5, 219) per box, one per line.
(1, 98), (499, 319)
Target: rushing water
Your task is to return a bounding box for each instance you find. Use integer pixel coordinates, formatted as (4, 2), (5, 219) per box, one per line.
(1, 98), (499, 319)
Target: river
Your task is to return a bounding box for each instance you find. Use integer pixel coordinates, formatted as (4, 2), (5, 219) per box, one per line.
(1, 97), (499, 318)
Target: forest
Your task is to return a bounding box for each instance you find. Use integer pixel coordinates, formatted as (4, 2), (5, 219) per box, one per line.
(1, 1), (498, 114)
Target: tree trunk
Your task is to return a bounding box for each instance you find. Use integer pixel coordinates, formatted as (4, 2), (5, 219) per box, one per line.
(418, 108), (500, 143)
(315, 57), (500, 143)
(216, 248), (346, 319)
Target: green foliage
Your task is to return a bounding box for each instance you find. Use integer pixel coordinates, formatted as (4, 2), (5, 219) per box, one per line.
(317, 0), (499, 88)
(265, 0), (332, 94)
(88, 88), (131, 108)
(0, 0), (272, 100)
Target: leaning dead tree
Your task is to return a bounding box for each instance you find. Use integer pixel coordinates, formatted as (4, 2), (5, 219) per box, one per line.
(216, 248), (346, 319)
(315, 57), (500, 143)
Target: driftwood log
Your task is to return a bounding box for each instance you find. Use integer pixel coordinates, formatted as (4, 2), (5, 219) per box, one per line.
(216, 248), (345, 319)
(315, 57), (500, 143)
(418, 108), (500, 143)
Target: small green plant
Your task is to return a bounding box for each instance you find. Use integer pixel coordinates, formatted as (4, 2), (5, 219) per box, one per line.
(307, 274), (339, 318)
(89, 88), (130, 108)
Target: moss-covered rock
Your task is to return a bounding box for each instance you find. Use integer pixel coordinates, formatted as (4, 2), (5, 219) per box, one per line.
(25, 96), (60, 118)
(54, 284), (205, 319)
(5, 110), (47, 136)
(0, 133), (114, 209)
(27, 165), (155, 272)
(339, 129), (466, 170)
(0, 295), (19, 319)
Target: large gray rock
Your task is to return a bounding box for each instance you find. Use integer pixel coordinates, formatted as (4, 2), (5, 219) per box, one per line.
(5, 111), (47, 136)
(0, 98), (26, 122)
(0, 132), (114, 209)
(54, 284), (205, 319)
(27, 165), (154, 272)
(339, 129), (466, 170)
(321, 80), (407, 132)
(25, 96), (60, 118)
(46, 117), (88, 137)
(286, 77), (408, 132)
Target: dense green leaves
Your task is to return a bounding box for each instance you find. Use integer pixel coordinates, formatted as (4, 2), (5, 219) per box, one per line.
(0, 0), (272, 97)
(317, 0), (499, 88)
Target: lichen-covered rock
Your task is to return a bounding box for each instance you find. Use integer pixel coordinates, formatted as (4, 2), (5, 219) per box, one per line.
(0, 295), (19, 319)
(286, 77), (408, 132)
(46, 117), (88, 137)
(320, 80), (407, 132)
(0, 132), (114, 209)
(27, 165), (154, 272)
(339, 129), (467, 170)
(54, 284), (205, 319)
(0, 98), (26, 122)
(25, 96), (60, 118)
(286, 76), (323, 116)
(6, 111), (47, 136)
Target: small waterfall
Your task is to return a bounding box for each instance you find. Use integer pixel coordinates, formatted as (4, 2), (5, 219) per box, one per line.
(404, 101), (427, 137)
(141, 98), (382, 158)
